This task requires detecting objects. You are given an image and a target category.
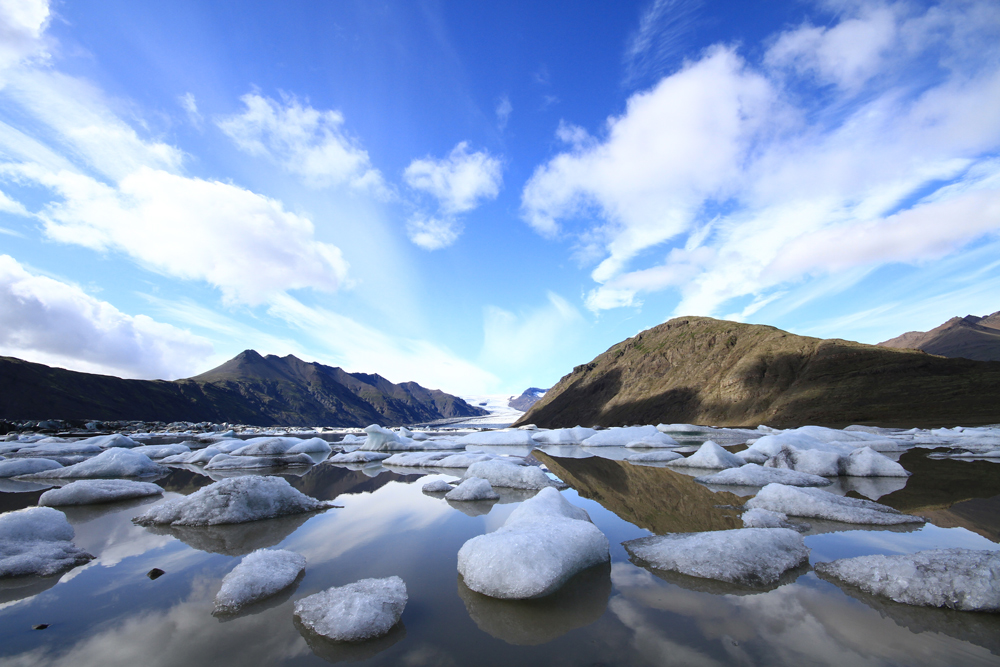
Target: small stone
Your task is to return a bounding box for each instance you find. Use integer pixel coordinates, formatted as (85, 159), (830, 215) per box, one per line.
(33, 624), (49, 630)
(147, 568), (165, 580)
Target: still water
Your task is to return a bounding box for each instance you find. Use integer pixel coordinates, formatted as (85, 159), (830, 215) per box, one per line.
(1, 448), (999, 666)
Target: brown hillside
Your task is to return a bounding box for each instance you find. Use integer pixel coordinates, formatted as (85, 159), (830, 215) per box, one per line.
(878, 311), (1000, 361)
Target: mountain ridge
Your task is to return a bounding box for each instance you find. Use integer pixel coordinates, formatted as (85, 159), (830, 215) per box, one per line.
(877, 311), (1000, 361)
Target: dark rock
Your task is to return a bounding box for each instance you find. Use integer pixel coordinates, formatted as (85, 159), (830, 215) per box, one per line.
(147, 568), (165, 580)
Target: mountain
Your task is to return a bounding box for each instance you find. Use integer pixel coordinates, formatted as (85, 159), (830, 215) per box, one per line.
(877, 311), (1000, 361)
(0, 350), (487, 427)
(508, 387), (547, 411)
(514, 316), (1000, 429)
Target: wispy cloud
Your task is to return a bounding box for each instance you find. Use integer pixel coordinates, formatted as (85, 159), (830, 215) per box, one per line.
(623, 0), (702, 88)
(496, 94), (512, 131)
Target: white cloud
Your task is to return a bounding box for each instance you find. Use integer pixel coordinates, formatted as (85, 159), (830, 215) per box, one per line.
(480, 291), (584, 377)
(0, 254), (213, 379)
(406, 214), (461, 250)
(404, 141), (502, 215)
(496, 95), (512, 130)
(623, 0), (702, 87)
(5, 164), (350, 306)
(178, 92), (201, 127)
(0, 0), (49, 72)
(217, 92), (386, 193)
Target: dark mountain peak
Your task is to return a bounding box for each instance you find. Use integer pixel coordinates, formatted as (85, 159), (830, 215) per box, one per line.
(509, 387), (548, 411)
(878, 310), (1000, 362)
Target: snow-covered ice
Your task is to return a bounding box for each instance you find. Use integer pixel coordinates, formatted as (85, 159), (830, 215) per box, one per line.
(38, 479), (163, 506)
(581, 426), (678, 447)
(695, 464), (832, 487)
(17, 448), (164, 479)
(445, 477), (499, 501)
(213, 548), (307, 615)
(462, 459), (559, 489)
(815, 548), (1000, 612)
(293, 576), (407, 642)
(457, 487), (609, 599)
(623, 528), (809, 586)
(133, 476), (334, 526)
(666, 441), (745, 469)
(422, 479), (454, 494)
(204, 453), (315, 470)
(746, 483), (925, 525)
(0, 507), (93, 577)
(0, 458), (62, 477)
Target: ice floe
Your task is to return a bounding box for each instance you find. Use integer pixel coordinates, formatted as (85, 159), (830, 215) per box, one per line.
(842, 446), (910, 477)
(328, 451), (391, 464)
(741, 508), (802, 530)
(623, 527), (809, 586)
(446, 477), (499, 501)
(204, 453), (316, 470)
(17, 448), (164, 479)
(624, 450), (683, 464)
(293, 576), (407, 642)
(358, 425), (400, 451)
(695, 463), (832, 487)
(383, 451), (499, 468)
(286, 438), (333, 455)
(132, 444), (191, 459)
(666, 441), (745, 469)
(422, 479), (453, 494)
(457, 487), (610, 599)
(160, 447), (223, 465)
(462, 459), (559, 489)
(0, 507), (94, 578)
(0, 458), (62, 477)
(746, 483), (925, 525)
(133, 475), (334, 526)
(581, 426), (678, 447)
(457, 430), (539, 446)
(531, 427), (597, 444)
(38, 479), (163, 506)
(213, 548), (307, 615)
(815, 548), (1000, 612)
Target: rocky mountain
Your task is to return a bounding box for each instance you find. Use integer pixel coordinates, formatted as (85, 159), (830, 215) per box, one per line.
(877, 311), (1000, 361)
(0, 350), (487, 427)
(514, 316), (1000, 429)
(507, 387), (547, 411)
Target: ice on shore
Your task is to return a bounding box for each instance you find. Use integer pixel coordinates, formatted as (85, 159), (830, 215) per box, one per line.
(328, 451), (390, 464)
(696, 463), (831, 487)
(462, 459), (559, 489)
(741, 508), (801, 529)
(204, 453), (315, 470)
(666, 441), (745, 469)
(815, 548), (1000, 612)
(747, 483), (925, 525)
(18, 448), (164, 479)
(133, 475), (334, 526)
(213, 548), (307, 615)
(581, 426), (679, 447)
(0, 458), (63, 477)
(446, 477), (499, 501)
(383, 451), (499, 468)
(531, 427), (597, 444)
(0, 507), (94, 578)
(625, 450), (683, 463)
(624, 527), (808, 586)
(39, 479), (163, 506)
(293, 576), (407, 642)
(457, 487), (610, 599)
(422, 479), (454, 494)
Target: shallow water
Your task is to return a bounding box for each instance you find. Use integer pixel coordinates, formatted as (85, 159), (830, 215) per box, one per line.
(1, 448), (999, 666)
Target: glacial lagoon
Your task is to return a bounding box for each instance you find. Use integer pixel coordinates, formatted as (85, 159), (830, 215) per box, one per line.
(1, 428), (999, 666)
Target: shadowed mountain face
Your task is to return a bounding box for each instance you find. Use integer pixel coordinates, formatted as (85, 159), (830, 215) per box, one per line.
(508, 387), (547, 412)
(0, 351), (486, 427)
(515, 317), (1000, 429)
(877, 311), (1000, 361)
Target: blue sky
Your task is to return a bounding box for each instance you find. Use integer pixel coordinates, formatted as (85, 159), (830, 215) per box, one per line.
(1, 0), (998, 396)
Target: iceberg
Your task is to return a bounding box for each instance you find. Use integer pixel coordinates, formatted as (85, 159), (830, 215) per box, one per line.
(204, 453), (315, 470)
(38, 479), (163, 506)
(446, 477), (499, 501)
(17, 448), (164, 479)
(161, 446), (223, 465)
(666, 441), (745, 469)
(763, 444), (844, 476)
(383, 451), (499, 468)
(741, 508), (801, 530)
(132, 444), (191, 459)
(623, 527), (809, 586)
(328, 451), (390, 464)
(0, 507), (94, 578)
(293, 576), (407, 642)
(581, 426), (678, 447)
(213, 548), (307, 615)
(842, 446), (910, 477)
(286, 438), (333, 456)
(0, 458), (62, 477)
(457, 430), (539, 446)
(422, 479), (454, 494)
(358, 425), (400, 451)
(815, 548), (1000, 612)
(695, 464), (832, 487)
(624, 451), (683, 463)
(457, 487), (610, 599)
(133, 475), (334, 526)
(80, 433), (140, 449)
(746, 483), (925, 525)
(531, 427), (597, 444)
(462, 459), (559, 489)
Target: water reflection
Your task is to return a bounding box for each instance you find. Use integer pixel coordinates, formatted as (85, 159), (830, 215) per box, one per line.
(141, 512), (318, 556)
(627, 558), (811, 596)
(294, 617), (406, 663)
(0, 574), (61, 606)
(446, 498), (496, 516)
(456, 561), (612, 645)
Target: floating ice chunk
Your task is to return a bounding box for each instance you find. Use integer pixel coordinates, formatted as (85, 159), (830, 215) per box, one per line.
(531, 427), (597, 444)
(18, 448), (164, 479)
(328, 451), (390, 464)
(133, 475), (334, 526)
(458, 487), (609, 599)
(410, 431), (430, 441)
(446, 477), (499, 501)
(735, 448), (769, 464)
(656, 423), (704, 433)
(457, 430), (539, 446)
(463, 460), (559, 489)
(763, 444), (843, 476)
(10, 441), (103, 457)
(0, 507), (93, 577)
(204, 453), (315, 470)
(132, 444), (191, 459)
(293, 576), (407, 642)
(696, 464), (831, 487)
(624, 528), (809, 586)
(815, 549), (1000, 612)
(381, 437), (464, 451)
(384, 451), (499, 468)
(359, 425), (400, 451)
(340, 434), (366, 444)
(746, 484), (925, 525)
(741, 508), (799, 529)
(422, 479), (454, 494)
(39, 479), (163, 506)
(842, 447), (910, 477)
(213, 548), (307, 615)
(80, 433), (140, 449)
(948, 449), (1000, 458)
(625, 451), (683, 464)
(667, 441), (745, 469)
(286, 438), (333, 456)
(161, 447), (223, 465)
(582, 426), (678, 447)
(0, 458), (62, 477)
(398, 427), (413, 438)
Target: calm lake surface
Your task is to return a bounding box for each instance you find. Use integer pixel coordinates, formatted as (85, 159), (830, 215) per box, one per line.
(2, 444), (999, 666)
